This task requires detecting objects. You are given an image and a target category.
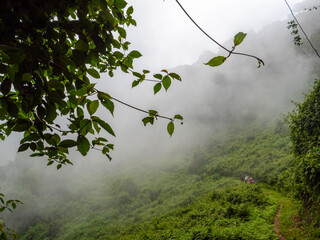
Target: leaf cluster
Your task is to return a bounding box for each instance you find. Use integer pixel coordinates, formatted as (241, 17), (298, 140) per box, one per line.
(287, 20), (302, 46)
(0, 0), (137, 165)
(204, 32), (263, 68)
(288, 79), (320, 211)
(0, 188), (22, 240)
(0, 0), (183, 166)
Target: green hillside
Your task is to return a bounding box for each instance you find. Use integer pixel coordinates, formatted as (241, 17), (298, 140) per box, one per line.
(1, 120), (317, 239)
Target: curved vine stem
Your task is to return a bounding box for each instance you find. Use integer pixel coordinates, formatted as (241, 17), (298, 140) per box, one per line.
(175, 0), (265, 65)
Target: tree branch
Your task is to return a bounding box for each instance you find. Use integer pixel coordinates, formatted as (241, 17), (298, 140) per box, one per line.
(284, 0), (320, 58)
(16, 45), (176, 122)
(175, 0), (265, 65)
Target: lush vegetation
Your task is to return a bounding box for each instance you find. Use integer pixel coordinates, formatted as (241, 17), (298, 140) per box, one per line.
(1, 1), (320, 238)
(0, 0), (184, 169)
(288, 79), (320, 231)
(0, 1), (252, 235)
(1, 120), (317, 239)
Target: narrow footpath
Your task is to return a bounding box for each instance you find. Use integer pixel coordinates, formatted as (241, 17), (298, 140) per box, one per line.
(262, 187), (311, 240)
(274, 204), (286, 240)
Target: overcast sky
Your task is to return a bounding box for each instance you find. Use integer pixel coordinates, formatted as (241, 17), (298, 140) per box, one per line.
(126, 0), (314, 71)
(0, 0), (318, 165)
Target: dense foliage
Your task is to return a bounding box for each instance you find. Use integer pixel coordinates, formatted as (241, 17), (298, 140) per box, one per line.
(0, 0), (186, 237)
(202, 122), (293, 188)
(1, 121), (315, 239)
(0, 188), (22, 240)
(289, 79), (320, 222)
(1, 0), (319, 238)
(0, 0), (182, 167)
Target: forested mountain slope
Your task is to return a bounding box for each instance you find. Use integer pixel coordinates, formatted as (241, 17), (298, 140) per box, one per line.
(1, 121), (317, 239)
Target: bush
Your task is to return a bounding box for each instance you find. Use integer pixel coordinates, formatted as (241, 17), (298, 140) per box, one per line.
(289, 79), (320, 220)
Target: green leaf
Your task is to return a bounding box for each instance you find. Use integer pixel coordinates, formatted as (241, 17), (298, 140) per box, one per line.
(8, 50), (26, 64)
(234, 32), (247, 46)
(48, 80), (64, 91)
(30, 142), (37, 151)
(98, 92), (114, 115)
(7, 101), (19, 117)
(58, 146), (69, 154)
(129, 18), (137, 26)
(22, 73), (33, 81)
(113, 51), (124, 59)
(167, 121), (174, 137)
(162, 75), (171, 91)
(97, 137), (108, 143)
(132, 71), (142, 78)
(87, 83), (96, 93)
(79, 119), (92, 135)
(87, 100), (99, 115)
(101, 99), (114, 115)
(77, 135), (90, 156)
(129, 50), (142, 58)
(154, 82), (162, 94)
(107, 144), (114, 150)
(153, 74), (162, 80)
(0, 49), (9, 60)
(75, 39), (89, 52)
(1, 78), (11, 95)
(132, 80), (140, 88)
(52, 134), (61, 145)
(18, 143), (29, 152)
(94, 119), (115, 136)
(75, 87), (87, 96)
(93, 121), (101, 134)
(127, 6), (134, 15)
(57, 164), (62, 170)
(169, 72), (181, 81)
(87, 69), (100, 79)
(59, 139), (77, 148)
(77, 107), (84, 118)
(142, 117), (154, 126)
(205, 56), (226, 67)
(174, 114), (183, 120)
(77, 96), (87, 106)
(47, 161), (54, 166)
(118, 27), (126, 38)
(97, 92), (111, 101)
(100, 9), (117, 26)
(114, 0), (127, 9)
(12, 120), (32, 132)
(149, 110), (158, 117)
(30, 153), (44, 157)
(102, 146), (110, 154)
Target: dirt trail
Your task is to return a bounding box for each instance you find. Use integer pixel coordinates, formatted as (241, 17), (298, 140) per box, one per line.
(274, 204), (286, 240)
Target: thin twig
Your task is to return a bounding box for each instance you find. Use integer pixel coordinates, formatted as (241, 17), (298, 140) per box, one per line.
(284, 0), (320, 58)
(175, 0), (264, 65)
(127, 68), (162, 82)
(106, 94), (174, 121)
(175, 0), (230, 52)
(143, 79), (161, 83)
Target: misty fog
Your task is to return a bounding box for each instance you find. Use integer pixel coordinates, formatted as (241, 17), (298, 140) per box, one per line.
(0, 2), (320, 233)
